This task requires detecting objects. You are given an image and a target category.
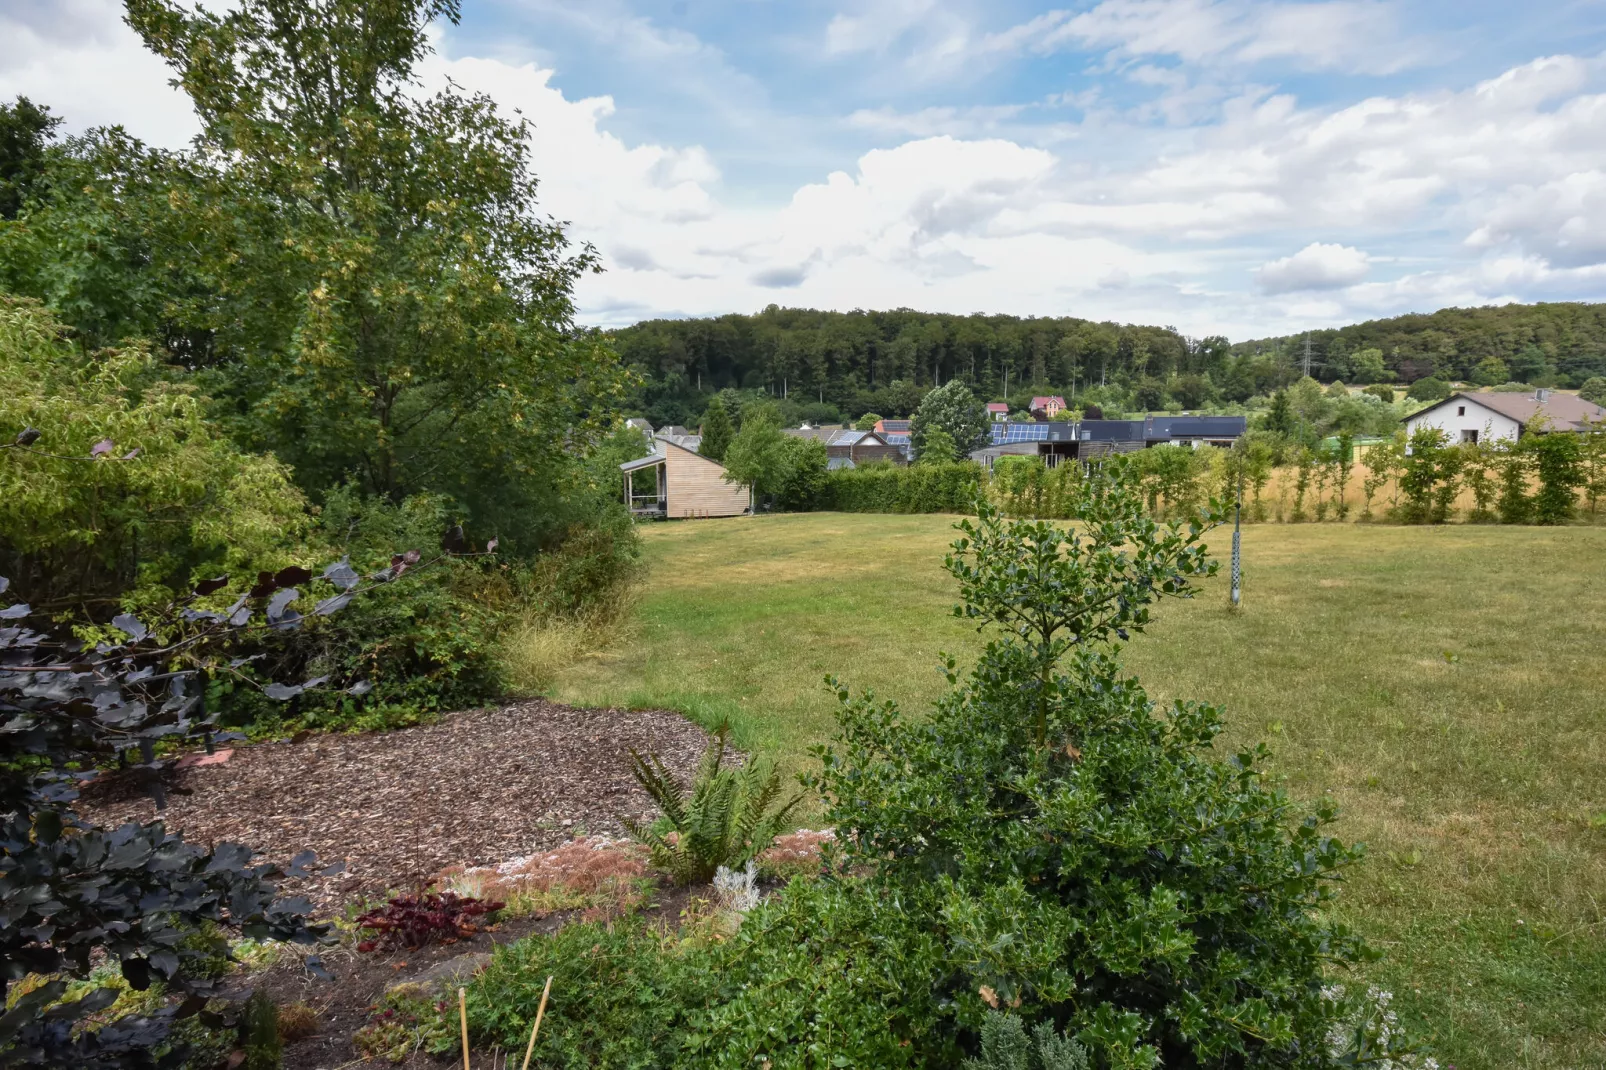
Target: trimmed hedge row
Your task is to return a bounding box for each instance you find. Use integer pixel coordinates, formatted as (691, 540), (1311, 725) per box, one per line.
(817, 461), (983, 514)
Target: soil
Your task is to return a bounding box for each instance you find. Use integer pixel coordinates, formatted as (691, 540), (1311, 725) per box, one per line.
(80, 699), (717, 912)
(75, 699), (727, 1069)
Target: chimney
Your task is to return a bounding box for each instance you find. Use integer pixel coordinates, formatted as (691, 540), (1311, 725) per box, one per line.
(1535, 388), (1552, 403)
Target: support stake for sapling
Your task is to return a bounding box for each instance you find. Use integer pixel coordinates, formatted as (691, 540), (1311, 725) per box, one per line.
(459, 987), (470, 1070)
(519, 975), (553, 1070)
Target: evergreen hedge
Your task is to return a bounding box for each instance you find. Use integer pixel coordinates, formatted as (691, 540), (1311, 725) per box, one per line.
(818, 461), (983, 514)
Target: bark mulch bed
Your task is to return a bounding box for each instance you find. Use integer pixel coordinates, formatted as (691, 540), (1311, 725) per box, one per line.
(80, 699), (720, 913)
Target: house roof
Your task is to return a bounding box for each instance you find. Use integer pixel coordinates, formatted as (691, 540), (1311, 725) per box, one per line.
(625, 417), (653, 432)
(1030, 396), (1066, 410)
(618, 438), (717, 472)
(619, 449), (665, 473)
(784, 428), (893, 448)
(874, 419), (911, 434)
(985, 402), (1009, 413)
(1145, 415), (1249, 440)
(826, 456), (857, 470)
(656, 425), (691, 438)
(1412, 390), (1606, 431)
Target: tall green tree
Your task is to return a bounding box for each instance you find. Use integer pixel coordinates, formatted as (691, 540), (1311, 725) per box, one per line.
(0, 96), (60, 220)
(911, 380), (988, 460)
(699, 395), (734, 462)
(122, 0), (625, 549)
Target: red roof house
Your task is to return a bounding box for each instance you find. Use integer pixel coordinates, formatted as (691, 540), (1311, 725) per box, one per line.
(1030, 396), (1067, 418)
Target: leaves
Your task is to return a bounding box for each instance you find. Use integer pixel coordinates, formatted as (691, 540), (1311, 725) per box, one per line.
(109, 613), (148, 641)
(625, 721), (802, 886)
(810, 460), (1372, 1067)
(321, 558), (359, 590)
(353, 892), (504, 952)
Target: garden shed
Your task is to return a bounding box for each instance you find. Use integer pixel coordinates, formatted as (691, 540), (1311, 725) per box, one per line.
(621, 440), (752, 519)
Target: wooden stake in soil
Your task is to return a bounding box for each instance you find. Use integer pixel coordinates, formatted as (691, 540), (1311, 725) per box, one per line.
(520, 976), (553, 1070)
(459, 986), (470, 1070)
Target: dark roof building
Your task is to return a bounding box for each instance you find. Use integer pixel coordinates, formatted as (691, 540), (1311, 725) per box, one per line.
(784, 427), (906, 465)
(977, 415), (1246, 466)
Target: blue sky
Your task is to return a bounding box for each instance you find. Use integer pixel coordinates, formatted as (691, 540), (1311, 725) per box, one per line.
(3, 0), (1605, 337)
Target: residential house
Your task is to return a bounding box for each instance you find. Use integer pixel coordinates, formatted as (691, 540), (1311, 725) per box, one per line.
(986, 402), (1010, 422)
(620, 440), (751, 519)
(872, 418), (913, 460)
(654, 425), (702, 452)
(1030, 396), (1067, 419)
(1403, 389), (1606, 445)
(783, 427), (906, 466)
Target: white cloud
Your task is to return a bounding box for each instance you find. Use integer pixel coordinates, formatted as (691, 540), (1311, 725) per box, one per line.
(0, 0), (198, 146)
(2, 1), (1605, 341)
(1255, 242), (1371, 292)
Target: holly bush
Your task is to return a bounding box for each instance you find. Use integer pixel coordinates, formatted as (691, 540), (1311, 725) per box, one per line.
(811, 459), (1409, 1068)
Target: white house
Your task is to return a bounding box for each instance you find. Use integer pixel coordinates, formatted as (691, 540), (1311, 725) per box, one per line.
(1404, 389), (1606, 445)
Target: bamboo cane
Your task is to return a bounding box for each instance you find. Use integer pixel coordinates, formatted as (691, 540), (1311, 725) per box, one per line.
(519, 976), (554, 1070)
(459, 986), (470, 1070)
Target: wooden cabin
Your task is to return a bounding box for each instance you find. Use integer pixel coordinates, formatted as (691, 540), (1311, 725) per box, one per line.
(620, 440), (752, 519)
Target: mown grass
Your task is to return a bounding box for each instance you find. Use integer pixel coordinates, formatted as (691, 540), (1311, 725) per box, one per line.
(542, 513), (1606, 1070)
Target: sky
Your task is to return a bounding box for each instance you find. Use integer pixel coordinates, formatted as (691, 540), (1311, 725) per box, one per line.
(2, 1), (1605, 339)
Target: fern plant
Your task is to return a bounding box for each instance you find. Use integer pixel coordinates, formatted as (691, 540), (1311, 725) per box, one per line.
(625, 722), (802, 885)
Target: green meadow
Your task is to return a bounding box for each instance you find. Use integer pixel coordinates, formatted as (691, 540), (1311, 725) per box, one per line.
(546, 514), (1606, 1070)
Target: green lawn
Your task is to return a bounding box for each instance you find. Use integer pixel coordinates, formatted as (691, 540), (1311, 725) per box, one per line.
(547, 513), (1606, 1070)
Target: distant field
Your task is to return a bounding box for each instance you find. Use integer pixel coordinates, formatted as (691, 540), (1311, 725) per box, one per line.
(546, 514), (1606, 1070)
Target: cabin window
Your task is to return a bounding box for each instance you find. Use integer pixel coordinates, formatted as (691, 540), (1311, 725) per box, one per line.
(1457, 405), (1466, 416)
(1461, 429), (1478, 444)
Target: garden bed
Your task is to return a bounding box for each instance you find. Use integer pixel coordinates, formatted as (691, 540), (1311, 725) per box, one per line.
(81, 699), (722, 912)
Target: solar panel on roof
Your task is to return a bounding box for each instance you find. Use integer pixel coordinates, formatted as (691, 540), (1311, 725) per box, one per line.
(991, 423), (1050, 444)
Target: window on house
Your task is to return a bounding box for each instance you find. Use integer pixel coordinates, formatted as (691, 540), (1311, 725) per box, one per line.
(1461, 429), (1478, 444)
(1457, 406), (1466, 416)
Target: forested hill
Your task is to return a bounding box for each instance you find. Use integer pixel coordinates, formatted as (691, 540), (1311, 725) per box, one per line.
(1232, 301), (1606, 387)
(613, 305), (1222, 428)
(612, 301), (1606, 428)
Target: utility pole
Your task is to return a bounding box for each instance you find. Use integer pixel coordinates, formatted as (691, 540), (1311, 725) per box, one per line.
(1231, 461), (1244, 608)
(1302, 335), (1313, 379)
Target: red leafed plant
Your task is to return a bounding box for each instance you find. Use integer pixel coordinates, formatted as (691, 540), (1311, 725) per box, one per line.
(353, 892), (505, 952)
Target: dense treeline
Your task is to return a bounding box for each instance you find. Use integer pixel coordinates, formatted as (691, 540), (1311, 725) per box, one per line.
(616, 306), (1233, 427)
(618, 302), (1606, 430)
(1235, 302), (1606, 387)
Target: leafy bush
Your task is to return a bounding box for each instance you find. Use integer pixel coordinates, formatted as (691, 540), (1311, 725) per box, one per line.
(354, 892), (504, 953)
(811, 464), (1399, 1068)
(1527, 429), (1585, 524)
(1580, 376), (1606, 405)
(626, 722), (802, 885)
(1406, 377), (1451, 402)
(0, 297), (308, 612)
(1362, 384), (1395, 404)
(467, 877), (952, 1069)
(820, 460), (982, 513)
(206, 491), (506, 732)
(0, 564), (351, 1065)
